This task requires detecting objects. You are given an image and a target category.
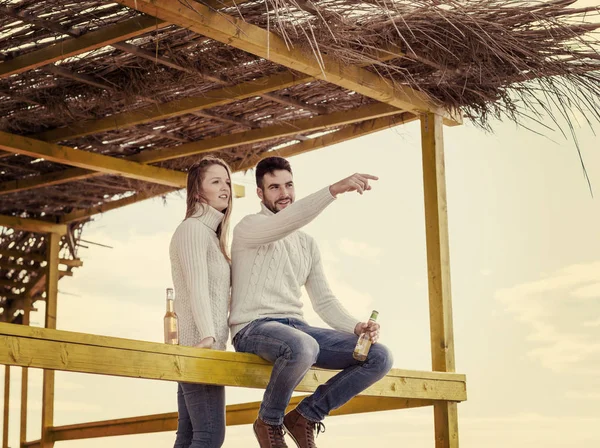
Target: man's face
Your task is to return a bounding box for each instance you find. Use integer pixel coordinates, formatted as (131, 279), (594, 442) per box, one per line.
(257, 169), (295, 213)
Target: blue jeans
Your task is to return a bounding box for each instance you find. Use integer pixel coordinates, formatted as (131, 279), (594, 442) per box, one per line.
(232, 317), (393, 425)
(173, 382), (225, 448)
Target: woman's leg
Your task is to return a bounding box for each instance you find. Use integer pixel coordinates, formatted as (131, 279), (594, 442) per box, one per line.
(180, 382), (226, 448)
(174, 383), (192, 448)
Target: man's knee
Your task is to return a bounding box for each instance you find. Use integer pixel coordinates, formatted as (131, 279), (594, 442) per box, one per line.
(369, 344), (394, 374)
(284, 333), (320, 366)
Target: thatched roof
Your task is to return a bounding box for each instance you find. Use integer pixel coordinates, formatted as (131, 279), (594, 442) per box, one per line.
(1, 0), (599, 321)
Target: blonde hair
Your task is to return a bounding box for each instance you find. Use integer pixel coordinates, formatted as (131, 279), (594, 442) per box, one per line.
(185, 156), (232, 263)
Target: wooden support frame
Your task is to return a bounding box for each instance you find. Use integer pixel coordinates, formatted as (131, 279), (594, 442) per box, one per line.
(0, 215), (66, 235)
(421, 113), (460, 448)
(115, 0), (453, 122)
(0, 131), (187, 188)
(20, 308), (31, 448)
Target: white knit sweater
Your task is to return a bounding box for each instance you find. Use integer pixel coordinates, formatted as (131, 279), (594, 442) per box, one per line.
(229, 186), (360, 338)
(169, 204), (230, 350)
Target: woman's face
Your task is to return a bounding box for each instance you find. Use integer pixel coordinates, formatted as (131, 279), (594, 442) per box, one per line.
(199, 164), (231, 212)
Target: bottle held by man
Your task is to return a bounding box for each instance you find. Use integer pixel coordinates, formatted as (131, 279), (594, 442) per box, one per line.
(353, 310), (378, 361)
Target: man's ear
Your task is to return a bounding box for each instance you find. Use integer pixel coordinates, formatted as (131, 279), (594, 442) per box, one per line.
(256, 187), (264, 200)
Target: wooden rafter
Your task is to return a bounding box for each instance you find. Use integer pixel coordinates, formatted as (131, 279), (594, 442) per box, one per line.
(0, 131), (187, 188)
(0, 249), (82, 267)
(114, 0), (455, 122)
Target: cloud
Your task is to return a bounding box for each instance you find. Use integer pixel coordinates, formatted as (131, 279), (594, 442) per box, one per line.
(338, 238), (382, 261)
(495, 261), (600, 374)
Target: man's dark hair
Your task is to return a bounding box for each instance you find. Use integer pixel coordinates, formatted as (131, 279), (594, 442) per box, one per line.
(255, 157), (292, 188)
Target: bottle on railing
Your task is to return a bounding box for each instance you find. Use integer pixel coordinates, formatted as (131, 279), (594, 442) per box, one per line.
(353, 310), (378, 361)
(164, 288), (179, 345)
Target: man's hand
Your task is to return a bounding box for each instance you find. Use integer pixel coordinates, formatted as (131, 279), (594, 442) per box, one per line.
(354, 321), (380, 344)
(194, 336), (215, 349)
(329, 173), (379, 197)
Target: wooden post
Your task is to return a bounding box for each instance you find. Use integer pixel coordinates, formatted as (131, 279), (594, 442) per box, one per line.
(2, 365), (9, 448)
(20, 307), (31, 448)
(420, 112), (459, 448)
(41, 233), (60, 448)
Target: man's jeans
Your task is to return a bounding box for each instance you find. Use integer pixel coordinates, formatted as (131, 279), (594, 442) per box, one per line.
(173, 382), (225, 448)
(232, 317), (394, 426)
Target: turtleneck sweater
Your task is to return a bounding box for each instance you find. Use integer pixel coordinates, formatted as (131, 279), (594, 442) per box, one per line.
(169, 204), (230, 350)
(229, 186), (360, 339)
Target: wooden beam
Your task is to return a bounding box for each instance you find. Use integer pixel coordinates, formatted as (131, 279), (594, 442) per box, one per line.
(0, 323), (467, 402)
(235, 112), (419, 172)
(48, 395), (431, 441)
(131, 102), (402, 163)
(0, 215), (66, 235)
(420, 112), (459, 448)
(2, 102), (401, 196)
(0, 249), (81, 267)
(41, 232), (60, 448)
(0, 131), (187, 188)
(2, 365), (8, 448)
(115, 0), (454, 122)
(0, 16), (168, 79)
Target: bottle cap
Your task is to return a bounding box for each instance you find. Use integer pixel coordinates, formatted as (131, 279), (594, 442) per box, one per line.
(370, 310), (379, 321)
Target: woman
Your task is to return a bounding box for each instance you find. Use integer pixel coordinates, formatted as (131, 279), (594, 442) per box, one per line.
(169, 156), (233, 448)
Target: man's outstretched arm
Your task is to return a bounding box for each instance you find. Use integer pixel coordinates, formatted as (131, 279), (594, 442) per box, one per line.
(234, 173), (378, 247)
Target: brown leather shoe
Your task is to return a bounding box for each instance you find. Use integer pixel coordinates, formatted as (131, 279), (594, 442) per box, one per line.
(283, 409), (326, 448)
(253, 418), (288, 448)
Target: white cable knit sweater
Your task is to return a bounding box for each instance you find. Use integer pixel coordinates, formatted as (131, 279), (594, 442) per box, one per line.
(169, 204), (230, 351)
(229, 186), (360, 339)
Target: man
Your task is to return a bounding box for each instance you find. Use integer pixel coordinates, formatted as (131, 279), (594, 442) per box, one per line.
(229, 157), (393, 448)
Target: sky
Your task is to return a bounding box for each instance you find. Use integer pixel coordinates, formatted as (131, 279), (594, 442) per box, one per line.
(1, 105), (599, 447)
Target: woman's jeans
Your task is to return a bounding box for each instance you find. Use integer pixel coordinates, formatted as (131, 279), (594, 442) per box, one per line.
(233, 317), (394, 426)
(173, 382), (225, 448)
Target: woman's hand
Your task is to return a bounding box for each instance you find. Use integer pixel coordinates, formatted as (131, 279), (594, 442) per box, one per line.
(194, 337), (215, 349)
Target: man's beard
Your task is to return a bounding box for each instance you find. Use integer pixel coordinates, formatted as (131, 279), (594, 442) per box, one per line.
(264, 197), (292, 214)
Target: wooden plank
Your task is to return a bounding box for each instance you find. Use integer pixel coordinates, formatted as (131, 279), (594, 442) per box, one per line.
(0, 323), (467, 401)
(2, 365), (8, 448)
(115, 0), (455, 123)
(41, 233), (60, 448)
(420, 112), (459, 448)
(0, 215), (66, 235)
(34, 71), (308, 143)
(49, 395), (431, 441)
(0, 16), (168, 78)
(235, 112), (419, 172)
(0, 131), (187, 188)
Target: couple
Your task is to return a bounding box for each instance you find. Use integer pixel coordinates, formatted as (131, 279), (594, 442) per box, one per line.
(170, 156), (393, 448)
